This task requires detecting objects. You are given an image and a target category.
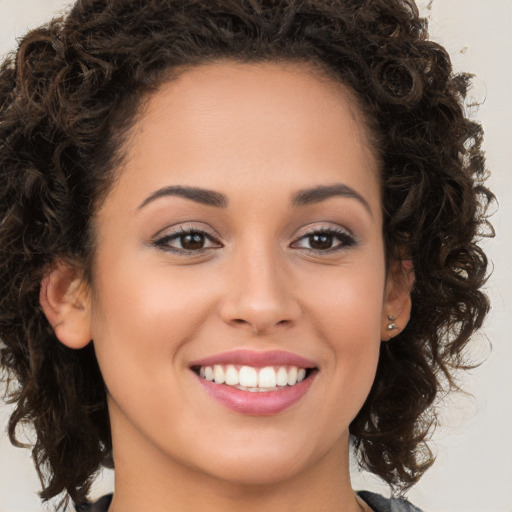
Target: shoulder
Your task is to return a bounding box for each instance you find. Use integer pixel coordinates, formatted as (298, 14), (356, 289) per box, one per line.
(358, 491), (424, 512)
(80, 491), (423, 512)
(75, 494), (113, 512)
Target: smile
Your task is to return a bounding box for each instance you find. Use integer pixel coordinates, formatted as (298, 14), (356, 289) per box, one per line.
(190, 350), (318, 415)
(196, 364), (309, 392)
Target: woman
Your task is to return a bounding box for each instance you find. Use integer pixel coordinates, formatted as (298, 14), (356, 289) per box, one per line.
(0, 1), (493, 511)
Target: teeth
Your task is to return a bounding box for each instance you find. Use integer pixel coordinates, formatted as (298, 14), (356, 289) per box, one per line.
(287, 366), (298, 385)
(239, 366), (258, 387)
(204, 366), (214, 381)
(225, 364), (239, 386)
(197, 364), (311, 390)
(276, 366), (288, 387)
(213, 365), (225, 384)
(258, 366), (277, 388)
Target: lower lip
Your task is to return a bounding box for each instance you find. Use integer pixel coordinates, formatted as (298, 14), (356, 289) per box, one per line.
(195, 372), (317, 415)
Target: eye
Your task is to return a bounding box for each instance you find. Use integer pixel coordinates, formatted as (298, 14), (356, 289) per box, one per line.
(290, 227), (356, 253)
(152, 227), (222, 254)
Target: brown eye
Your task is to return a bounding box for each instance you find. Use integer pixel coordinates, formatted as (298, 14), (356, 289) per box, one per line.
(180, 233), (206, 250)
(153, 228), (222, 254)
(291, 227), (356, 253)
(308, 233), (334, 250)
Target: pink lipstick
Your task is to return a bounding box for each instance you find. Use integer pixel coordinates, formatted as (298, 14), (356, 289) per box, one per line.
(190, 350), (318, 415)
(189, 349), (317, 369)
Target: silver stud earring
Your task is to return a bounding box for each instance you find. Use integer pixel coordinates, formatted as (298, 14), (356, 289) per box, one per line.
(386, 315), (397, 331)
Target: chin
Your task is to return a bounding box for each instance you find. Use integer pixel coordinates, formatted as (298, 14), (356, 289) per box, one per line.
(200, 458), (309, 488)
(184, 434), (338, 488)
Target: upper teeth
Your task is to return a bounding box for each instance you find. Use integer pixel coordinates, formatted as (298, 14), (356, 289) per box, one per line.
(199, 365), (307, 390)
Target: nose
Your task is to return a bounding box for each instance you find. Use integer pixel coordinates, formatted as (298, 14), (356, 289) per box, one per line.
(219, 245), (301, 334)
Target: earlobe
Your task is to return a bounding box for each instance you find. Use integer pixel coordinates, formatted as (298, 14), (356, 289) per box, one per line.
(39, 262), (92, 349)
(381, 259), (414, 341)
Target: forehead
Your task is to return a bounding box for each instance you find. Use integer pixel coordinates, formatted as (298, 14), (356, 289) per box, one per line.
(135, 60), (376, 158)
(106, 60), (381, 217)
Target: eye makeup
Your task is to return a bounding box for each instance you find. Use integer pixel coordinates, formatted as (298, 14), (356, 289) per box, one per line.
(151, 222), (357, 257)
(151, 226), (223, 255)
(290, 225), (357, 254)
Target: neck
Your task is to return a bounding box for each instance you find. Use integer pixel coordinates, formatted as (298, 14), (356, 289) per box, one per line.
(108, 422), (364, 512)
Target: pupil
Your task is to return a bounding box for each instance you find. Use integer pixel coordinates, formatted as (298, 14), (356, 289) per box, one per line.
(310, 234), (332, 250)
(181, 233), (204, 250)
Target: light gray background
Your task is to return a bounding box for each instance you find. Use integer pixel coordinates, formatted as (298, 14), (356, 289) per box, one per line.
(0, 1), (510, 511)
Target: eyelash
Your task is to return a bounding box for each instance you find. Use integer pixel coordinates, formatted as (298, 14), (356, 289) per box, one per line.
(152, 227), (222, 255)
(290, 226), (356, 253)
(152, 226), (356, 255)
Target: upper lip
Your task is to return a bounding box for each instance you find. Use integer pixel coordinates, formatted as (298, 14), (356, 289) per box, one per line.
(189, 349), (317, 369)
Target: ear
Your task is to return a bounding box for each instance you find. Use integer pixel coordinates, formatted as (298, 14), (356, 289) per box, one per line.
(39, 261), (92, 349)
(381, 259), (414, 341)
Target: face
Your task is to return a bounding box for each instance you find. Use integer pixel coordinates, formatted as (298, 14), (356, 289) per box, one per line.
(85, 61), (400, 486)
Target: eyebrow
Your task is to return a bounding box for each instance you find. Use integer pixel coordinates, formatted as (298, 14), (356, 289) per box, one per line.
(291, 184), (372, 215)
(138, 183), (372, 214)
(138, 185), (228, 209)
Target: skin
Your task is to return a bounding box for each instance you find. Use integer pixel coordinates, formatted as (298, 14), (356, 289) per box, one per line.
(42, 61), (411, 512)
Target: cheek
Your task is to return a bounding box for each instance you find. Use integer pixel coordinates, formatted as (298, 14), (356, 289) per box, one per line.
(303, 258), (385, 343)
(88, 256), (211, 398)
(91, 251), (210, 340)
(299, 260), (385, 410)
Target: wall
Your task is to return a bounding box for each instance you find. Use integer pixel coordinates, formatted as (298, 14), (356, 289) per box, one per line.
(1, 1), (510, 511)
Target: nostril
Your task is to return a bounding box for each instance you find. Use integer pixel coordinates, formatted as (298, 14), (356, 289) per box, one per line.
(231, 317), (291, 330)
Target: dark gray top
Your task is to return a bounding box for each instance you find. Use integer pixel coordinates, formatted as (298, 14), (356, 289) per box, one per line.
(358, 491), (424, 512)
(78, 491), (424, 512)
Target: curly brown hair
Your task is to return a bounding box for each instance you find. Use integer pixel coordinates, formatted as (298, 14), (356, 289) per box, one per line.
(0, 0), (493, 508)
